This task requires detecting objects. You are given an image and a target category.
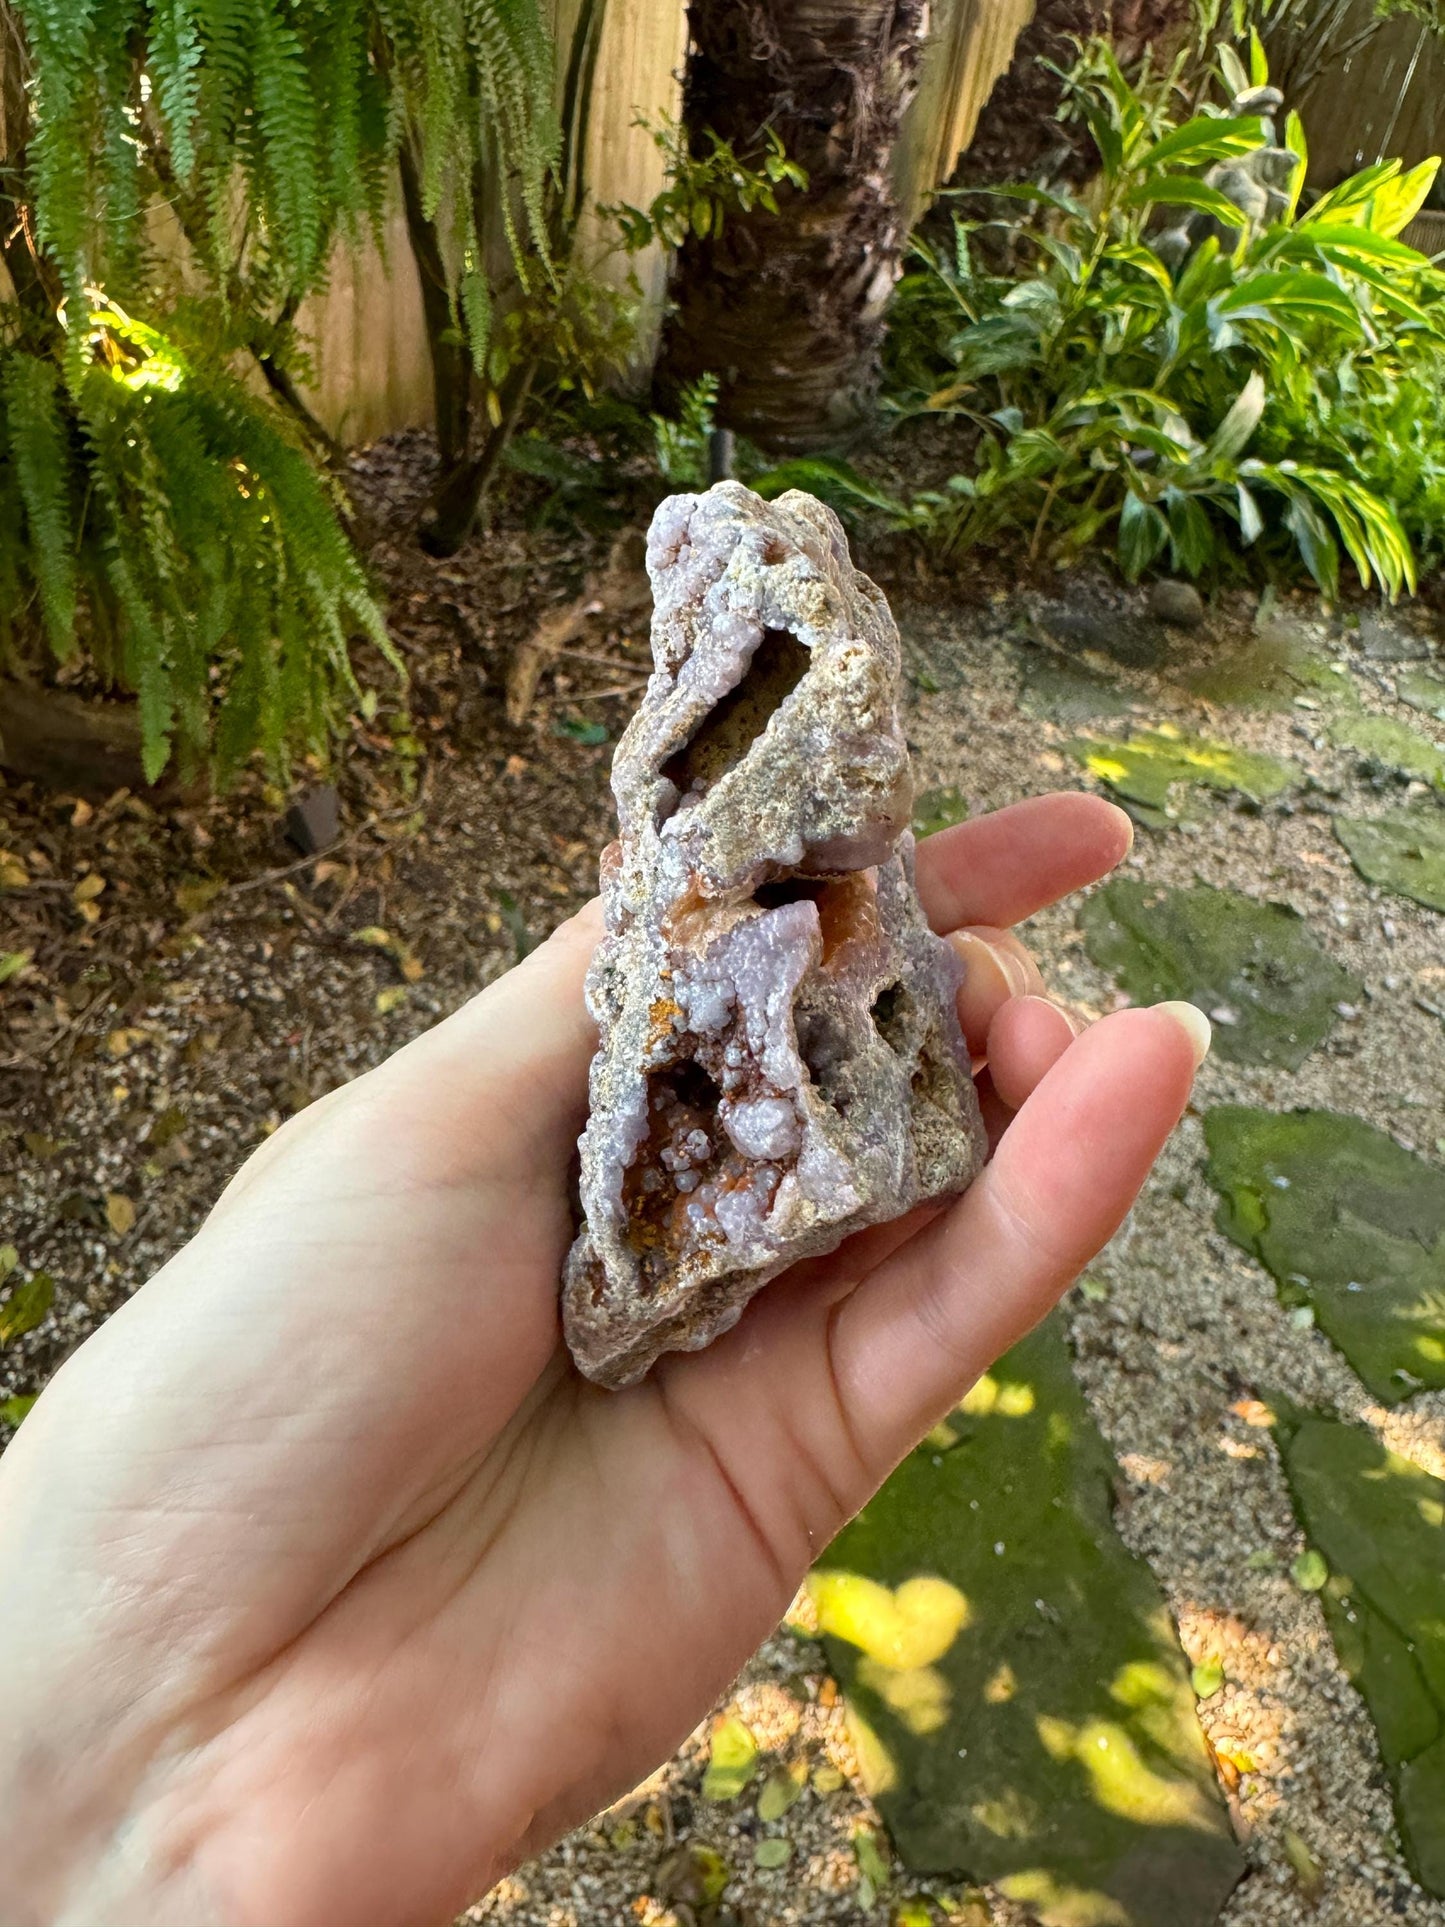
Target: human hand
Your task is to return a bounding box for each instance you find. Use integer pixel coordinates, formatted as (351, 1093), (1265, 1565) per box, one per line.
(0, 793), (1208, 1927)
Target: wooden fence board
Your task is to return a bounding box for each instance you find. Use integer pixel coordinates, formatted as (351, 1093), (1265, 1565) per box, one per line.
(896, 0), (1037, 228)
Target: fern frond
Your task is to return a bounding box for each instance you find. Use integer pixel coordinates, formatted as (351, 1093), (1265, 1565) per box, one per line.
(1, 352), (78, 654)
(150, 0), (205, 182)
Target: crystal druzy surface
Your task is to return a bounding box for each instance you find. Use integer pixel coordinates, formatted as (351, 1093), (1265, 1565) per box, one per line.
(563, 483), (985, 1387)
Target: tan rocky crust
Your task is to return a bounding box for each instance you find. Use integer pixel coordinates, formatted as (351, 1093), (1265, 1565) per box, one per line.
(563, 482), (985, 1388)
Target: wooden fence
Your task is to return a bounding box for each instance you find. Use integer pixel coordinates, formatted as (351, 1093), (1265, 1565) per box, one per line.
(300, 0), (1039, 444)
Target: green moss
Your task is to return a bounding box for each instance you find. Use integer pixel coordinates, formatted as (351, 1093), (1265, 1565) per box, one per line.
(1015, 645), (1131, 724)
(1185, 625), (1352, 710)
(1204, 1107), (1445, 1403)
(1067, 726), (1295, 821)
(812, 1312), (1243, 1926)
(1273, 1406), (1445, 1897)
(1335, 805), (1445, 912)
(1398, 666), (1445, 724)
(1081, 880), (1357, 1070)
(1329, 712), (1445, 788)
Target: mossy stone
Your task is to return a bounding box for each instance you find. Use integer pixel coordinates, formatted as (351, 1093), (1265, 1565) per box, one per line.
(1335, 805), (1445, 913)
(1080, 880), (1357, 1069)
(811, 1312), (1244, 1926)
(1273, 1405), (1445, 1896)
(1067, 726), (1295, 822)
(1186, 624), (1352, 710)
(1014, 643), (1132, 724)
(1397, 665), (1445, 724)
(1204, 1107), (1445, 1403)
(1328, 712), (1445, 789)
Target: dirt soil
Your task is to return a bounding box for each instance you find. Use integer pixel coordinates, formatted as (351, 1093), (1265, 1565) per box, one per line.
(3, 436), (1444, 1927)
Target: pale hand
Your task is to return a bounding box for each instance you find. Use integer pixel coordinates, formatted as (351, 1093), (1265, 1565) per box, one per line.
(0, 794), (1208, 1927)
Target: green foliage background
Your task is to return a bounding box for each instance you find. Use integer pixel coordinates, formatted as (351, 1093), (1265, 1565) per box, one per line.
(873, 33), (1445, 597)
(1, 0), (559, 782)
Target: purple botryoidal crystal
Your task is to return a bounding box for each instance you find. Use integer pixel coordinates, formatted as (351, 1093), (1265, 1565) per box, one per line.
(563, 483), (985, 1387)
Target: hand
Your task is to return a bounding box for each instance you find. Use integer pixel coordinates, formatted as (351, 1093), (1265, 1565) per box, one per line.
(0, 793), (1208, 1927)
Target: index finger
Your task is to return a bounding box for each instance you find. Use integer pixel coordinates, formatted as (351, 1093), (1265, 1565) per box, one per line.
(915, 792), (1133, 934)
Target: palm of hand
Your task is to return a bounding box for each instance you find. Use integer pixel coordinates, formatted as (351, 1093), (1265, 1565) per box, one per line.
(0, 798), (1201, 1927)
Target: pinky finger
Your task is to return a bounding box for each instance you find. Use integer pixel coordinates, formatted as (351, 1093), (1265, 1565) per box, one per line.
(985, 994), (1080, 1116)
(830, 1001), (1211, 1474)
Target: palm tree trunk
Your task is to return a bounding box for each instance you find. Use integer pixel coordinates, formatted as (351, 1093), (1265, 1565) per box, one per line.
(962, 0), (1192, 189)
(657, 0), (929, 454)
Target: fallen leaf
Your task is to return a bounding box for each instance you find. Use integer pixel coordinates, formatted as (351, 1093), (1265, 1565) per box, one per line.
(355, 925), (393, 948)
(893, 1899), (935, 1927)
(1291, 1549), (1329, 1592)
(811, 1762), (845, 1794)
(0, 950), (33, 986)
(1283, 1828), (1324, 1904)
(1191, 1656), (1225, 1699)
(853, 1826), (890, 1907)
(554, 717), (609, 746)
(1230, 1398), (1275, 1428)
(22, 1132), (61, 1160)
(175, 877), (224, 917)
(0, 851), (28, 888)
(106, 1027), (148, 1059)
(72, 872), (106, 904)
(145, 1106), (188, 1151)
(1212, 1746), (1241, 1792)
(654, 1842), (728, 1909)
(756, 1757), (808, 1822)
(700, 1714), (758, 1801)
(70, 797), (94, 827)
(754, 1838), (791, 1870)
(375, 985), (408, 1015)
(105, 1193), (137, 1236)
(941, 1893), (991, 1927)
(400, 952), (424, 983)
(0, 1269), (55, 1347)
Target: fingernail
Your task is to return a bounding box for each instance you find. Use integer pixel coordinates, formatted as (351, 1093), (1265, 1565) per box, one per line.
(950, 930), (1030, 998)
(1156, 1000), (1211, 1068)
(1106, 800), (1136, 855)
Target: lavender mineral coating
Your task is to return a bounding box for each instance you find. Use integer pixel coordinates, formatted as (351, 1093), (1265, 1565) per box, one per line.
(562, 482), (986, 1388)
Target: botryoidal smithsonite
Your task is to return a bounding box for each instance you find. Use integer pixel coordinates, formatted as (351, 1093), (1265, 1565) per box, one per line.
(564, 483), (985, 1387)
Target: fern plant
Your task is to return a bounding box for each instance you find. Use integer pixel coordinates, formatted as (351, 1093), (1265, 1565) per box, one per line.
(0, 305), (393, 783)
(0, 0), (560, 782)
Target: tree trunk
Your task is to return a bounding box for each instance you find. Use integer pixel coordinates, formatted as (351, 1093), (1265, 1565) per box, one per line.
(961, 0), (1193, 189)
(657, 0), (929, 454)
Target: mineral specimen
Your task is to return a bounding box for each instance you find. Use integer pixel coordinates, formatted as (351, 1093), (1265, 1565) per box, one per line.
(563, 483), (985, 1387)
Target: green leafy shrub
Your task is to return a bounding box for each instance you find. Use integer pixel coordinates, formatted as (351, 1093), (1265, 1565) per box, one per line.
(885, 36), (1445, 597)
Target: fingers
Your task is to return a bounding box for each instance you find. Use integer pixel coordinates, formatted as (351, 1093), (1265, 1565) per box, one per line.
(949, 925), (1044, 1056)
(985, 994), (1079, 1113)
(916, 792), (1133, 935)
(829, 1001), (1210, 1472)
